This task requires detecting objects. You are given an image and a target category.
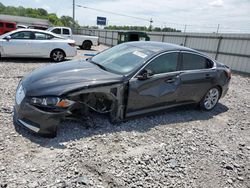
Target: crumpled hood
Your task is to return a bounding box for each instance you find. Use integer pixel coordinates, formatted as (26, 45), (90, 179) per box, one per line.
(22, 60), (123, 96)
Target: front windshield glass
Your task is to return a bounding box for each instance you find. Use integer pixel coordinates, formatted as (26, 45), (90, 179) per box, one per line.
(91, 43), (154, 75)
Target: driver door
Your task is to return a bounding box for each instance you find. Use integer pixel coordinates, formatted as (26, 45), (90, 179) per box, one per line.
(2, 31), (35, 57)
(126, 52), (181, 117)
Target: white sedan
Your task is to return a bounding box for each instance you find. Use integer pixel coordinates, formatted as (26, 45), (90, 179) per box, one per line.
(0, 29), (77, 62)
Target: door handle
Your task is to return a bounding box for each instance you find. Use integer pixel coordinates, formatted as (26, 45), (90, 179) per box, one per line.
(205, 74), (212, 79)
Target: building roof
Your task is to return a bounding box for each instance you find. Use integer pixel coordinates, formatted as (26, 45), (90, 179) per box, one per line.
(0, 14), (50, 26)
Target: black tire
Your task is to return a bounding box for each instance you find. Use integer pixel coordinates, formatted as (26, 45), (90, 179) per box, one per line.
(50, 49), (65, 62)
(43, 131), (57, 138)
(81, 41), (92, 50)
(200, 87), (221, 111)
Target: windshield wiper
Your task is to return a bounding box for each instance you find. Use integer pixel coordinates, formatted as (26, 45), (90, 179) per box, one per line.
(89, 60), (107, 71)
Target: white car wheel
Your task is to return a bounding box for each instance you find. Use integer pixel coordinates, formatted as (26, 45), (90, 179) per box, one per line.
(51, 50), (65, 62)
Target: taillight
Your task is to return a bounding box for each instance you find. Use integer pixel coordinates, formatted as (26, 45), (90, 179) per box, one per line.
(68, 42), (76, 47)
(225, 68), (232, 79)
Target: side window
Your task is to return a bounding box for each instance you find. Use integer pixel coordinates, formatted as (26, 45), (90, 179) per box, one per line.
(0, 22), (3, 28)
(6, 23), (15, 28)
(181, 53), (213, 70)
(11, 31), (34, 40)
(51, 28), (61, 34)
(63, 29), (70, 35)
(145, 53), (179, 74)
(34, 32), (54, 40)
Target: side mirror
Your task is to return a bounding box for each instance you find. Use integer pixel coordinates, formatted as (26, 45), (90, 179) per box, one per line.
(5, 36), (11, 41)
(136, 69), (154, 80)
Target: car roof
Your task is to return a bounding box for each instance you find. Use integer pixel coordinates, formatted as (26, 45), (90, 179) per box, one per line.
(2, 28), (65, 39)
(16, 28), (52, 34)
(127, 41), (199, 53)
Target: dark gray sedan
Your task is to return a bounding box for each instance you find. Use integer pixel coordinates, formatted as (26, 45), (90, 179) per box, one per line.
(14, 42), (231, 137)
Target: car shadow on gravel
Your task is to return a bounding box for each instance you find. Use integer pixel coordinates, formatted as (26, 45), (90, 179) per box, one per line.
(13, 103), (229, 149)
(0, 57), (72, 63)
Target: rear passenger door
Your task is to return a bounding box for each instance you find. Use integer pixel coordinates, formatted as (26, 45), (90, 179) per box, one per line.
(32, 32), (54, 56)
(177, 52), (216, 103)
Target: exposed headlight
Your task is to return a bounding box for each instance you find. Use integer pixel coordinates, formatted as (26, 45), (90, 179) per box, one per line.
(30, 97), (75, 108)
(16, 84), (25, 105)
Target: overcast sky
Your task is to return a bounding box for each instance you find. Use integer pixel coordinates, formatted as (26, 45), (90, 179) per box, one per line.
(1, 0), (250, 33)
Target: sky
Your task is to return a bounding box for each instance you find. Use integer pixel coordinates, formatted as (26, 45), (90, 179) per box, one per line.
(1, 0), (250, 33)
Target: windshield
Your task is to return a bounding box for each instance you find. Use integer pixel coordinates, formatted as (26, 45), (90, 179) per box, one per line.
(91, 43), (154, 75)
(0, 30), (17, 38)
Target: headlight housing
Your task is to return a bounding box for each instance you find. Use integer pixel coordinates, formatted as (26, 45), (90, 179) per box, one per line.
(29, 97), (75, 108)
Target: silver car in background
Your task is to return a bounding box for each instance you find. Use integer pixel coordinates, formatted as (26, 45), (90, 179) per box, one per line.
(0, 29), (77, 62)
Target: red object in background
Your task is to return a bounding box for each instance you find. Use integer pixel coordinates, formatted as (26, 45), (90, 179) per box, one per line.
(0, 20), (17, 35)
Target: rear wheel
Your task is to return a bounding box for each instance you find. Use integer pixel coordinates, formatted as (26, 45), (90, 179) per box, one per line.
(50, 49), (65, 62)
(200, 87), (220, 111)
(81, 41), (92, 50)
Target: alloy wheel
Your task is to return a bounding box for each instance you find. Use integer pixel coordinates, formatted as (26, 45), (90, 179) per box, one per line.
(203, 88), (220, 110)
(52, 50), (64, 62)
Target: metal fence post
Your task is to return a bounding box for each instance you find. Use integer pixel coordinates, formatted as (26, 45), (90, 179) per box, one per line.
(105, 30), (107, 45)
(111, 31), (114, 46)
(161, 33), (165, 42)
(183, 35), (188, 46)
(215, 36), (222, 60)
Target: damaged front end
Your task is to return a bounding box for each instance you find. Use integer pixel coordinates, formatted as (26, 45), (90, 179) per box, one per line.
(14, 82), (126, 137)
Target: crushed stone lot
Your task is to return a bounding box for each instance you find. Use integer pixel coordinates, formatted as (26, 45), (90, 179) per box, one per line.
(0, 46), (249, 188)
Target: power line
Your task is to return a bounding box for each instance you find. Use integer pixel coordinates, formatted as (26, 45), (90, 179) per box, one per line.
(76, 4), (151, 22)
(76, 4), (220, 29)
(75, 4), (250, 33)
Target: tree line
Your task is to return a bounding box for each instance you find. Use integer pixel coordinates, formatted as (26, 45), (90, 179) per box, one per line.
(0, 2), (79, 28)
(104, 25), (181, 32)
(0, 2), (181, 32)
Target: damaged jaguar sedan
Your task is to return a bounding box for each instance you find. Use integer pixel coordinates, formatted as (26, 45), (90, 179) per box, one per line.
(14, 42), (231, 137)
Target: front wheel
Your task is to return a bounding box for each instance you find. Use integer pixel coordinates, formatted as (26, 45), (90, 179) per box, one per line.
(200, 87), (220, 111)
(50, 49), (65, 62)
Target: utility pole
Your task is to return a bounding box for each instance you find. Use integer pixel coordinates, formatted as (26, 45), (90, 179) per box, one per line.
(73, 0), (75, 30)
(184, 25), (187, 33)
(149, 18), (153, 31)
(216, 24), (220, 33)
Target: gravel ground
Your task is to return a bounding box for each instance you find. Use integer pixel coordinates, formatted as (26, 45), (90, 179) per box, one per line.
(0, 45), (249, 188)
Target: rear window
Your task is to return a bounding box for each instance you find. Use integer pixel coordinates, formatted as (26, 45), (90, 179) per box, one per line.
(6, 23), (15, 28)
(34, 32), (54, 40)
(51, 28), (61, 34)
(181, 53), (213, 70)
(0, 22), (3, 28)
(63, 29), (70, 35)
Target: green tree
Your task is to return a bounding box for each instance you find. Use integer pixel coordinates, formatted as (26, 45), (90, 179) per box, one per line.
(37, 8), (48, 17)
(153, 27), (162, 32)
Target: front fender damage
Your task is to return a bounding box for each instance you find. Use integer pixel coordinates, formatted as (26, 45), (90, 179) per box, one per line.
(66, 83), (126, 123)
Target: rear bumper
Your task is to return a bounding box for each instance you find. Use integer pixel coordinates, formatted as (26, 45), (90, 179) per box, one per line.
(221, 80), (230, 98)
(65, 47), (77, 57)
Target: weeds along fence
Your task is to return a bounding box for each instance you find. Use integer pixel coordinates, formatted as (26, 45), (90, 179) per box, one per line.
(75, 28), (250, 74)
